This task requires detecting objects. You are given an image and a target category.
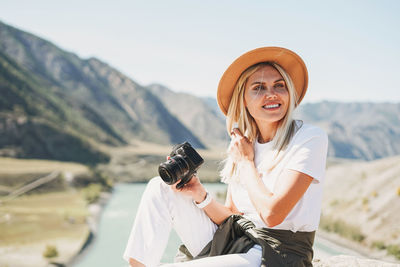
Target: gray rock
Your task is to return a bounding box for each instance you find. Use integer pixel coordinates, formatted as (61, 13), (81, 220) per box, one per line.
(313, 255), (400, 266)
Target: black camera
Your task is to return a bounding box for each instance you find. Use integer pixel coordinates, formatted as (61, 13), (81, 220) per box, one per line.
(158, 142), (204, 189)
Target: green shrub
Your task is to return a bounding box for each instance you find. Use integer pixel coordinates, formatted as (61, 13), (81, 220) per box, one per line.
(320, 216), (365, 243)
(81, 183), (102, 204)
(73, 168), (113, 192)
(43, 245), (58, 259)
(372, 241), (386, 250)
(387, 244), (400, 260)
(330, 199), (339, 206)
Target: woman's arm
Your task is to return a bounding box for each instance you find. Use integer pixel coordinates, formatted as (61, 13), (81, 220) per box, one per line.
(230, 128), (313, 227)
(172, 177), (240, 225)
(237, 160), (312, 227)
(202, 184), (242, 225)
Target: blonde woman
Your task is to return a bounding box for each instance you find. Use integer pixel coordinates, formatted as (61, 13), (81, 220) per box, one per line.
(124, 47), (328, 267)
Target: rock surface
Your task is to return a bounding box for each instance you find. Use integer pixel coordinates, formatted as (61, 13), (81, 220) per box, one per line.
(313, 255), (400, 266)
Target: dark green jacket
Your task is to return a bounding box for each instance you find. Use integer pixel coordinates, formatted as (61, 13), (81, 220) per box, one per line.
(195, 215), (315, 267)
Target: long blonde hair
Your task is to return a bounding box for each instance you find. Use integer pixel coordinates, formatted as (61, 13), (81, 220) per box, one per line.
(220, 62), (299, 183)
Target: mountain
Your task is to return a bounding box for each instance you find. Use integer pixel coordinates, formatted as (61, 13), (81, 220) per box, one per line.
(195, 98), (400, 160)
(0, 21), (204, 163)
(0, 50), (111, 164)
(148, 84), (229, 148)
(295, 102), (400, 160)
(145, 85), (400, 160)
(1, 21), (399, 163)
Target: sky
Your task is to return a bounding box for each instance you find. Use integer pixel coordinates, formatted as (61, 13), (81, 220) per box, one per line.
(1, 0), (399, 103)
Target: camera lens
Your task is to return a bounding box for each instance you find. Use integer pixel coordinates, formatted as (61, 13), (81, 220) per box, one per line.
(158, 155), (189, 185)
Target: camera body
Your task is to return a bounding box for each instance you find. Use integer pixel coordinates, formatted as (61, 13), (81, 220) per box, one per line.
(158, 142), (204, 189)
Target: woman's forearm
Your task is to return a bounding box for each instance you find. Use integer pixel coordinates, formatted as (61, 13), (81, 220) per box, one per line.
(202, 199), (235, 225)
(237, 160), (313, 227)
(236, 160), (279, 226)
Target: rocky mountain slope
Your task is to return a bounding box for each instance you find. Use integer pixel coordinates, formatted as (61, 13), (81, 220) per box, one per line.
(0, 51), (111, 164)
(1, 20), (399, 163)
(295, 102), (400, 160)
(148, 84), (228, 148)
(0, 21), (204, 163)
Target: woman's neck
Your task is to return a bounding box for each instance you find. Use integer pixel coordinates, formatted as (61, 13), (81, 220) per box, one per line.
(257, 121), (279, 143)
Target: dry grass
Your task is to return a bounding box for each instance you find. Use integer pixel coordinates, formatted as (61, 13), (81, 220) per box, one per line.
(0, 158), (97, 266)
(0, 190), (89, 246)
(0, 157), (89, 175)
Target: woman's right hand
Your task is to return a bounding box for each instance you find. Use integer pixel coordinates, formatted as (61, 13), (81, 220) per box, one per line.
(170, 174), (207, 204)
(165, 156), (207, 203)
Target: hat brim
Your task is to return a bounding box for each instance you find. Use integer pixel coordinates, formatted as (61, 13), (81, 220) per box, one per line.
(217, 47), (308, 116)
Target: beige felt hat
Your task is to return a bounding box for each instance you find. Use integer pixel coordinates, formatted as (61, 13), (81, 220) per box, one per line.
(217, 46), (308, 115)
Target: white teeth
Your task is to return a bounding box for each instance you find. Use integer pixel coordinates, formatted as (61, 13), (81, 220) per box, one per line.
(263, 104), (280, 109)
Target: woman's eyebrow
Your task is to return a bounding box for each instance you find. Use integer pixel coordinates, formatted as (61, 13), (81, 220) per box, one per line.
(250, 81), (264, 86)
(250, 79), (285, 86)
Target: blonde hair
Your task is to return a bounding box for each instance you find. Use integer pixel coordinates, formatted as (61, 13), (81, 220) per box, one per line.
(220, 62), (299, 183)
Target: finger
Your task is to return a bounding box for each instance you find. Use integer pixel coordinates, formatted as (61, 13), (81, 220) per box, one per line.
(170, 179), (181, 191)
(232, 128), (243, 137)
(231, 122), (239, 132)
(170, 185), (178, 192)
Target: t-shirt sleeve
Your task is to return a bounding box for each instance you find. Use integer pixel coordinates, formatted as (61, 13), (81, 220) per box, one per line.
(285, 127), (328, 183)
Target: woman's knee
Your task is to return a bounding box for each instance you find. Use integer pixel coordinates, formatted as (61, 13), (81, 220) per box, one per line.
(143, 176), (170, 199)
(147, 176), (164, 188)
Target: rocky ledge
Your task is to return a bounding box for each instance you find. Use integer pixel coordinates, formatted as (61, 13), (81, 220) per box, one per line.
(313, 255), (400, 266)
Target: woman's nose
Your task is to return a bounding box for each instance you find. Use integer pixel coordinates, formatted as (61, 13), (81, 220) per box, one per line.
(264, 86), (278, 99)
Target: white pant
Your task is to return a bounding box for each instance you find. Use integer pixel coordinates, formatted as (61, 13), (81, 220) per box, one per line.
(123, 177), (262, 267)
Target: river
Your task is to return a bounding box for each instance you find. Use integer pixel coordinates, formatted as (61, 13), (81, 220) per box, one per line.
(73, 183), (355, 267)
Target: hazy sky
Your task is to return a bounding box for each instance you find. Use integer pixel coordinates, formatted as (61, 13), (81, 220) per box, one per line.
(1, 0), (399, 103)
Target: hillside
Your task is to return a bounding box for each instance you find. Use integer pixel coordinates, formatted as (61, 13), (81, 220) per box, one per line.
(296, 102), (400, 160)
(1, 20), (400, 163)
(321, 155), (400, 260)
(0, 20), (204, 163)
(148, 84), (228, 148)
(0, 51), (110, 164)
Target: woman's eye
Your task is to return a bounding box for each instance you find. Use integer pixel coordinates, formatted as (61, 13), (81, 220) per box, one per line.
(254, 85), (265, 91)
(275, 83), (285, 88)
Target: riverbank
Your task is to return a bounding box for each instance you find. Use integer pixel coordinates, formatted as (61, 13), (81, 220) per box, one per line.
(0, 190), (90, 267)
(66, 191), (111, 267)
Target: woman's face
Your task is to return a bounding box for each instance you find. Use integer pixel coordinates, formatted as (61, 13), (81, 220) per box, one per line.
(244, 65), (289, 126)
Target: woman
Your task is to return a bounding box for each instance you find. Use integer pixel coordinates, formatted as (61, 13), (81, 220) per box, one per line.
(124, 47), (328, 267)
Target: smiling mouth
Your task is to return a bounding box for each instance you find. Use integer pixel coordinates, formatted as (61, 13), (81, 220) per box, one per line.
(262, 104), (281, 109)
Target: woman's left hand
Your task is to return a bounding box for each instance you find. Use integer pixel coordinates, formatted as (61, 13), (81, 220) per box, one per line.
(228, 128), (254, 163)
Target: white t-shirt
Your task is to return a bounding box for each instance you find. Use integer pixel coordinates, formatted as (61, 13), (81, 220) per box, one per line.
(229, 121), (328, 232)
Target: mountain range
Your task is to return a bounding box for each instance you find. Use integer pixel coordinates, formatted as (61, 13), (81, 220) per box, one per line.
(0, 21), (204, 164)
(1, 20), (399, 163)
(295, 102), (400, 160)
